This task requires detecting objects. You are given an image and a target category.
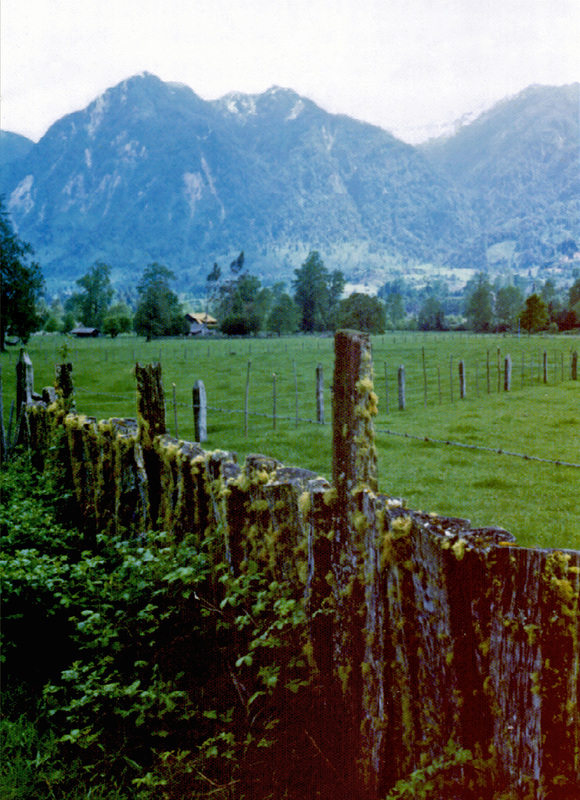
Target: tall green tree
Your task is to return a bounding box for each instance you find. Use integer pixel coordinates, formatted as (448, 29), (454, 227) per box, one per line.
(384, 292), (406, 328)
(215, 261), (271, 334)
(266, 293), (301, 335)
(134, 263), (186, 341)
(68, 261), (114, 328)
(569, 278), (580, 308)
(336, 293), (386, 334)
(417, 297), (445, 331)
(520, 293), (548, 333)
(495, 285), (524, 331)
(0, 196), (44, 349)
(292, 251), (344, 332)
(465, 273), (493, 332)
(102, 303), (133, 338)
(206, 261), (222, 312)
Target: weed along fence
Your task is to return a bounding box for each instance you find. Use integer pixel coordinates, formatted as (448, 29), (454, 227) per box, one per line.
(11, 333), (580, 799)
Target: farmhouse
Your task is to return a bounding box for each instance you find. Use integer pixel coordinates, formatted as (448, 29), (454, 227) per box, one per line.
(186, 312), (218, 336)
(70, 327), (99, 338)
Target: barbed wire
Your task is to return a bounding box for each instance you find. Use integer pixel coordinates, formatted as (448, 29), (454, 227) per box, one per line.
(72, 386), (580, 469)
(373, 427), (580, 469)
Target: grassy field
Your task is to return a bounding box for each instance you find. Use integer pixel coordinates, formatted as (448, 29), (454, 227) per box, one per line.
(2, 331), (579, 550)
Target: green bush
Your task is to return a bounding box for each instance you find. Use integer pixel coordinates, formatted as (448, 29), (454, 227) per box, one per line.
(1, 454), (326, 799)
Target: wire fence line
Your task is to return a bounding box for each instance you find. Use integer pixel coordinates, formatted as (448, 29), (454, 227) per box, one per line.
(13, 334), (578, 417)
(73, 385), (580, 470)
(16, 335), (576, 469)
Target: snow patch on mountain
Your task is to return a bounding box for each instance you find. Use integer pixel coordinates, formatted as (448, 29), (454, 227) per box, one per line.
(87, 93), (109, 138)
(9, 175), (35, 215)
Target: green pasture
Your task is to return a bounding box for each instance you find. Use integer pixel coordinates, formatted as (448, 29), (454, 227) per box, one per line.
(2, 331), (579, 550)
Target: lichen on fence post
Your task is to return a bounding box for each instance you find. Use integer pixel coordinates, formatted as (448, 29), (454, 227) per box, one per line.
(135, 362), (166, 527)
(332, 330), (377, 501)
(330, 329), (379, 789)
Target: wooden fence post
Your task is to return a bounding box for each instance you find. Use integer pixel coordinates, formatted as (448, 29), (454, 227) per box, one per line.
(572, 351), (578, 380)
(504, 354), (512, 392)
(450, 355), (454, 402)
(458, 359), (466, 399)
(192, 380), (207, 442)
(330, 330), (379, 779)
(486, 349), (490, 394)
(172, 383), (178, 439)
(332, 331), (378, 498)
(293, 360), (299, 427)
(316, 363), (324, 424)
(422, 346), (428, 406)
(245, 361), (251, 437)
(398, 365), (406, 410)
(135, 362), (166, 528)
(16, 349), (37, 412)
(543, 350), (548, 384)
(135, 362), (166, 446)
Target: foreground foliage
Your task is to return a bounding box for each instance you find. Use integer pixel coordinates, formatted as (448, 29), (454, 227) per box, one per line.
(0, 196), (44, 350)
(0, 453), (328, 799)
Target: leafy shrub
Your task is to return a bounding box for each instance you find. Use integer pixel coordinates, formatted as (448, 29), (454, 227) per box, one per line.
(1, 454), (326, 799)
(220, 313), (261, 335)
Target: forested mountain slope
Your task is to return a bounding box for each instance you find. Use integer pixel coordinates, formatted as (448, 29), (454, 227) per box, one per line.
(1, 75), (577, 292)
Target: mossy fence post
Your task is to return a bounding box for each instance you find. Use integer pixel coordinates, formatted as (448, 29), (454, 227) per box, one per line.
(135, 362), (166, 527)
(330, 329), (379, 792)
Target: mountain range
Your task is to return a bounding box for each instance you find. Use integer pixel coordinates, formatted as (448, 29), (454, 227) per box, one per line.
(1, 73), (578, 295)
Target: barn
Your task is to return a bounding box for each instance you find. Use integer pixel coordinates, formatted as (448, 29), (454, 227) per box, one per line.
(70, 327), (100, 338)
(185, 312), (218, 336)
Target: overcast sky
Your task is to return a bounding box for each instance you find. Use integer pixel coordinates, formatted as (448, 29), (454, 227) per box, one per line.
(2, 0), (579, 144)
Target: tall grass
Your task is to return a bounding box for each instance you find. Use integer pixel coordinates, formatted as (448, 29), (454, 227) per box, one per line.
(2, 331), (578, 549)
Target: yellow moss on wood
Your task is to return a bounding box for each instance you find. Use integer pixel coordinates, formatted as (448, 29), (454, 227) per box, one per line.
(298, 491), (311, 517)
(390, 515), (412, 539)
(451, 538), (467, 560)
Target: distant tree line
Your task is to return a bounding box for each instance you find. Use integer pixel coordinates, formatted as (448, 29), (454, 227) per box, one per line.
(379, 271), (580, 334)
(2, 189), (579, 344)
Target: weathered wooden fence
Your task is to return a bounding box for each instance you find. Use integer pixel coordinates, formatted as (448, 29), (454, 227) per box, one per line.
(12, 333), (580, 799)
